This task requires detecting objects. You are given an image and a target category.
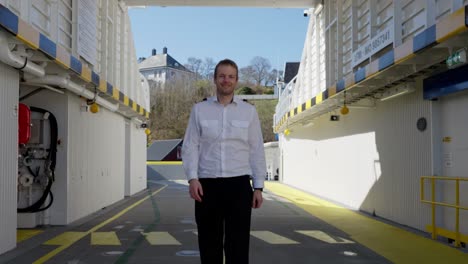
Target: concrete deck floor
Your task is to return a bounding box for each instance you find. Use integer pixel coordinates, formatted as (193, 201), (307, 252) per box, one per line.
(1, 166), (467, 264)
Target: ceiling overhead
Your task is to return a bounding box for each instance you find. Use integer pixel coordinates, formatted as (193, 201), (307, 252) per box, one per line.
(123, 0), (315, 8)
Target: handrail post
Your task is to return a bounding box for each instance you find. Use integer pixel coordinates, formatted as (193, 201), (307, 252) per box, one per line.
(431, 177), (437, 239)
(420, 177), (424, 201)
(455, 179), (460, 247)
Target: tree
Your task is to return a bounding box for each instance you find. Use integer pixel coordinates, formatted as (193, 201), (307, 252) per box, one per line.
(148, 78), (211, 142)
(239, 66), (256, 86)
(250, 56), (272, 87)
(265, 69), (283, 87)
(184, 57), (203, 79)
(236, 86), (255, 95)
(201, 57), (216, 79)
(250, 100), (277, 143)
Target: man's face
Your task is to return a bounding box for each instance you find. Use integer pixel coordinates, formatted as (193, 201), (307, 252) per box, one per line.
(214, 65), (238, 97)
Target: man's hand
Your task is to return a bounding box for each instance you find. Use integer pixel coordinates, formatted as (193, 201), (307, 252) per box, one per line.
(252, 190), (263, 209)
(189, 179), (203, 202)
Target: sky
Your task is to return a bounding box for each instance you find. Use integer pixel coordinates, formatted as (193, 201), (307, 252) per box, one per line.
(128, 6), (309, 70)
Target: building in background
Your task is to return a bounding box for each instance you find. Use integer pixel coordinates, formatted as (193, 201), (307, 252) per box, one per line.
(139, 47), (194, 91)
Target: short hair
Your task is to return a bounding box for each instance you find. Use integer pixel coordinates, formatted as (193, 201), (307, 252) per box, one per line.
(214, 59), (238, 80)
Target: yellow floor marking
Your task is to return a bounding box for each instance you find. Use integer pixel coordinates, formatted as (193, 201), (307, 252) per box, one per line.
(250, 231), (299, 244)
(17, 229), (43, 243)
(44, 232), (87, 245)
(143, 232), (182, 245)
(265, 182), (468, 264)
(296, 230), (354, 244)
(33, 185), (167, 264)
(146, 161), (182, 165)
(91, 232), (121, 245)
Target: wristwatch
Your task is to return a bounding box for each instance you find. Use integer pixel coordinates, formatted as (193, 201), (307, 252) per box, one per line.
(254, 188), (263, 192)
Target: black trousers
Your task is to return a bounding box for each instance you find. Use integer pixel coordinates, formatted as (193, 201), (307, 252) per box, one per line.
(195, 175), (253, 264)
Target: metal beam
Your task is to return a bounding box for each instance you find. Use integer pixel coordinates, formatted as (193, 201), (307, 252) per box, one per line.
(123, 0), (315, 8)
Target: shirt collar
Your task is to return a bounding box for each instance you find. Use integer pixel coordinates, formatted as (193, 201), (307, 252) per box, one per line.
(210, 96), (239, 105)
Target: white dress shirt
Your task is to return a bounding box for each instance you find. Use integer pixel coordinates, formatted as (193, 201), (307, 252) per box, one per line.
(182, 96), (266, 189)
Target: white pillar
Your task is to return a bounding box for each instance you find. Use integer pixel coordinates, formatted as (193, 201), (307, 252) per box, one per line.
(0, 62), (19, 254)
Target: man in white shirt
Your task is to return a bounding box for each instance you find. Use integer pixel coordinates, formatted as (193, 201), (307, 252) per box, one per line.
(182, 59), (266, 264)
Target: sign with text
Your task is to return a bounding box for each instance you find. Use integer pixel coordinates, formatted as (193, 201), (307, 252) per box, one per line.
(352, 27), (393, 67)
(77, 0), (97, 66)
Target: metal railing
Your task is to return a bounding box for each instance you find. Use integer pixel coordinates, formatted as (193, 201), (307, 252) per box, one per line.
(274, 76), (296, 126)
(420, 176), (468, 247)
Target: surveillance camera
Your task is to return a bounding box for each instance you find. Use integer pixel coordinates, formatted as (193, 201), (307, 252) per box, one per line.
(303, 9), (309, 17)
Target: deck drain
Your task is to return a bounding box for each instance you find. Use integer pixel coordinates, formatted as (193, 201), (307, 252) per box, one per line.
(102, 251), (124, 256)
(343, 251), (357, 257)
(176, 250), (200, 257)
(180, 218), (196, 224)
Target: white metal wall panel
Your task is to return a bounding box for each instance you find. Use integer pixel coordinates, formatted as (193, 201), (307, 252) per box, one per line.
(58, 0), (73, 51)
(435, 0), (451, 21)
(281, 81), (433, 231)
(122, 11), (130, 97)
(68, 95), (125, 223)
(318, 13), (326, 93)
(401, 0), (426, 42)
(376, 0), (393, 32)
(341, 0), (353, 76)
(0, 0), (21, 16)
(31, 0), (51, 34)
(438, 90), (468, 234)
(0, 62), (19, 255)
(326, 2), (338, 86)
(356, 0), (371, 47)
(129, 122), (147, 195)
(115, 6), (122, 90)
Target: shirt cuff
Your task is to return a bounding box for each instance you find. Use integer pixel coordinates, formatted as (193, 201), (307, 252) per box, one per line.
(252, 178), (264, 189)
(186, 174), (198, 182)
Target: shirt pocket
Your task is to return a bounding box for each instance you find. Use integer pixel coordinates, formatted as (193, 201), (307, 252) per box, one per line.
(200, 120), (219, 139)
(230, 120), (249, 141)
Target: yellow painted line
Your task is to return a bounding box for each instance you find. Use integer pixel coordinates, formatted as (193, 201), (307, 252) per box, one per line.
(296, 230), (354, 244)
(44, 232), (87, 245)
(17, 229), (43, 243)
(344, 74), (354, 89)
(250, 231), (299, 244)
(17, 20), (39, 49)
(426, 225), (468, 244)
(55, 45), (70, 69)
(147, 161), (183, 165)
(99, 79), (107, 93)
(394, 40), (414, 64)
(315, 93), (322, 104)
(436, 7), (466, 43)
(91, 232), (121, 246)
(265, 182), (468, 264)
(328, 86), (336, 97)
(80, 66), (92, 83)
(33, 185), (167, 264)
(112, 87), (120, 100)
(305, 99), (312, 109)
(143, 232), (181, 245)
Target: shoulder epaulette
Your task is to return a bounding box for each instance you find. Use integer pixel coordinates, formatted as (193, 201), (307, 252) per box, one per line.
(242, 99), (253, 105)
